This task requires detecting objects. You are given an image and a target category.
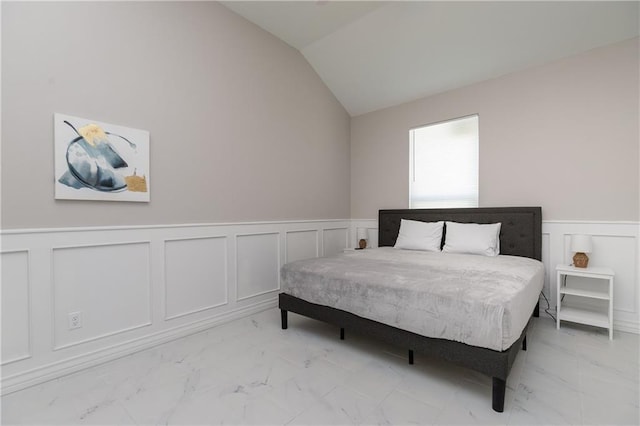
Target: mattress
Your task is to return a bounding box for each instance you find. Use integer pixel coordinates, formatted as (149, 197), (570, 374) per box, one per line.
(280, 247), (544, 351)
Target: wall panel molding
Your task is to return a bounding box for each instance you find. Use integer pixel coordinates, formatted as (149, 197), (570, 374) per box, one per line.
(51, 242), (152, 351)
(0, 250), (32, 365)
(236, 232), (280, 301)
(3, 217), (634, 395)
(284, 229), (319, 263)
(0, 219), (349, 394)
(163, 236), (228, 320)
(321, 227), (349, 256)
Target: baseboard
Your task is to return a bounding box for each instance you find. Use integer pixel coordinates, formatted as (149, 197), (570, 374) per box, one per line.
(1, 298), (277, 396)
(614, 319), (640, 334)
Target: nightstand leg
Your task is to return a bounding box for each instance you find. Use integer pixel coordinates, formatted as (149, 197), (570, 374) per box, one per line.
(609, 277), (614, 340)
(556, 271), (561, 330)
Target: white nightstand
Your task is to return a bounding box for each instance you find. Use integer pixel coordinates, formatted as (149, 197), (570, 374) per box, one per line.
(556, 264), (614, 339)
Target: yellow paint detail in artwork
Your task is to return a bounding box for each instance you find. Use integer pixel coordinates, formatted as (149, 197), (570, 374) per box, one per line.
(125, 173), (148, 193)
(78, 123), (108, 146)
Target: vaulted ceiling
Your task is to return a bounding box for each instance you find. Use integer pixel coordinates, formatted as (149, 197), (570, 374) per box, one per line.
(222, 1), (639, 116)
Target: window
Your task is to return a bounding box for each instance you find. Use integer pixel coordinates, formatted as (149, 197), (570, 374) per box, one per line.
(409, 115), (478, 208)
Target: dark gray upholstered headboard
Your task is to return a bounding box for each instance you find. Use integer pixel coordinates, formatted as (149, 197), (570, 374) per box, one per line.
(378, 207), (542, 260)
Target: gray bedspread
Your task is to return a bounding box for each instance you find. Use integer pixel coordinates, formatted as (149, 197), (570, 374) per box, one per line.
(281, 247), (544, 351)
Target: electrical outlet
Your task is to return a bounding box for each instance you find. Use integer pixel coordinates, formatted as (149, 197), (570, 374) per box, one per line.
(68, 312), (82, 330)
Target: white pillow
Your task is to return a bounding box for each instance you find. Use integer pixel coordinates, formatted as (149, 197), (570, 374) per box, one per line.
(442, 222), (501, 256)
(394, 219), (444, 252)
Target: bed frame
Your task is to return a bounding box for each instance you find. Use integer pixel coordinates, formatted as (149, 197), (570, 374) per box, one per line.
(279, 207), (542, 412)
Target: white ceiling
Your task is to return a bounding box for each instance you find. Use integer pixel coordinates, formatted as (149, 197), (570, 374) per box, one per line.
(222, 1), (639, 116)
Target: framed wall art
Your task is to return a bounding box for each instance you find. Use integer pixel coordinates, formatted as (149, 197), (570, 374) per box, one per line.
(54, 113), (150, 202)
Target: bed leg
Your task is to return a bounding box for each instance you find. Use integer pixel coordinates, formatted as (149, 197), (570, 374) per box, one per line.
(492, 377), (506, 413)
(522, 335), (527, 351)
(408, 350), (414, 365)
(340, 328), (345, 340)
(281, 310), (288, 330)
(534, 300), (540, 317)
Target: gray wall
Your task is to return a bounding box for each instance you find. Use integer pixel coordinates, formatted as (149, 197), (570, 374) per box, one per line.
(4, 2), (637, 227)
(1, 1), (350, 229)
(351, 37), (639, 221)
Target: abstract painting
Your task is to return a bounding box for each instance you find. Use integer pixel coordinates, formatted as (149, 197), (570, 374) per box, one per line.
(54, 113), (150, 202)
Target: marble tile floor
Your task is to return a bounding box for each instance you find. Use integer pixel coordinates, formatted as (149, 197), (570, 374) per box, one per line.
(2, 308), (638, 425)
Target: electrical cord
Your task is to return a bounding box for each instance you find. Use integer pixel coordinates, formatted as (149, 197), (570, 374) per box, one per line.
(540, 290), (556, 322)
(538, 267), (580, 324)
(541, 274), (568, 322)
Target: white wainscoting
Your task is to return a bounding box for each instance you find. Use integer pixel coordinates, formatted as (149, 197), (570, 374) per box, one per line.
(0, 219), (349, 395)
(285, 230), (318, 263)
(1, 250), (31, 365)
(164, 236), (228, 320)
(2, 218), (637, 394)
(350, 219), (640, 334)
(52, 242), (152, 351)
(236, 232), (280, 301)
(322, 227), (350, 256)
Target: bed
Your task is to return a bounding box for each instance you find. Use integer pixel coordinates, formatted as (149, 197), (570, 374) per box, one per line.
(279, 207), (543, 412)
